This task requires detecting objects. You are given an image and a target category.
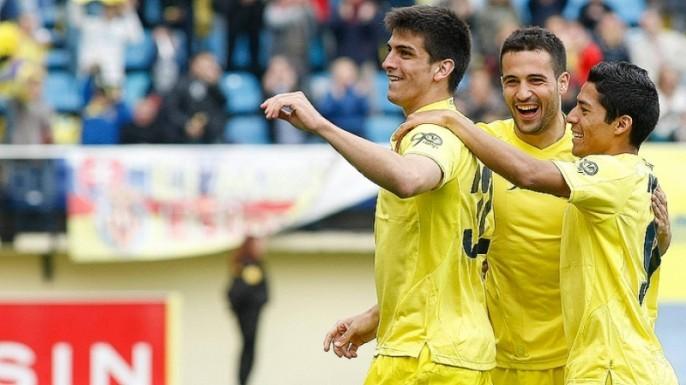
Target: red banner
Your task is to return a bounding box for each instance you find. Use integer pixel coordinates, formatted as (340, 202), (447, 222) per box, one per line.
(0, 299), (177, 385)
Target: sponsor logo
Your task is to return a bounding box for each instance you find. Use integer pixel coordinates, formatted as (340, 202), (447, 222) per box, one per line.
(577, 158), (599, 175)
(411, 132), (443, 148)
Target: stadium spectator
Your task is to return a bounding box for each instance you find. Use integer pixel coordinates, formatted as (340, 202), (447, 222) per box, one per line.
(0, 21), (22, 98)
(653, 65), (686, 142)
(473, 0), (520, 66)
(158, 52), (226, 144)
(263, 0), (316, 77)
(627, 7), (686, 82)
(151, 26), (181, 94)
(261, 55), (306, 143)
(435, 0), (475, 23)
(265, 6), (496, 383)
(328, 0), (386, 69)
(81, 82), (132, 144)
(318, 57), (369, 138)
(577, 0), (612, 31)
(69, 0), (144, 87)
(227, 236), (269, 385)
(547, 17), (602, 110)
(527, 0), (568, 27)
(214, 0), (265, 74)
(455, 66), (508, 124)
(594, 12), (630, 63)
(120, 92), (165, 143)
(0, 0), (20, 21)
(4, 62), (53, 144)
(660, 0), (686, 32)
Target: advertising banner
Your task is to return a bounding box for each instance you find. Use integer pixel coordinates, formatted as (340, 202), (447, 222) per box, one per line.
(0, 298), (178, 385)
(65, 146), (379, 261)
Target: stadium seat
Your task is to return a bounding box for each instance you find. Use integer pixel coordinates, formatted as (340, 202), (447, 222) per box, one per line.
(226, 31), (271, 70)
(224, 115), (270, 144)
(45, 48), (71, 70)
(42, 71), (83, 113)
(220, 72), (262, 114)
(39, 3), (58, 29)
(204, 17), (227, 67)
(123, 72), (151, 109)
(125, 30), (157, 71)
(364, 113), (404, 144)
(309, 34), (328, 72)
(373, 71), (403, 114)
(143, 0), (162, 26)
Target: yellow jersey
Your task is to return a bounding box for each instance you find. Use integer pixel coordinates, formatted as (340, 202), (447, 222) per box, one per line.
(477, 119), (575, 370)
(553, 154), (677, 385)
(374, 98), (495, 370)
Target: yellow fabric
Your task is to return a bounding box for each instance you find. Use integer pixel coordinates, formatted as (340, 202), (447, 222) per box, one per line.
(0, 22), (20, 57)
(476, 119), (575, 369)
(553, 154), (678, 385)
(373, 98), (495, 371)
(364, 346), (492, 385)
(492, 366), (564, 385)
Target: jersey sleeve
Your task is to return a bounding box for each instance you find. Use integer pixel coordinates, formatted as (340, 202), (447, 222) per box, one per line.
(552, 155), (630, 219)
(397, 123), (463, 188)
(476, 121), (501, 138)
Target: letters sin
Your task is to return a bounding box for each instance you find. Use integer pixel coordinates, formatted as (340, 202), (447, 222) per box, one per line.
(0, 300), (173, 385)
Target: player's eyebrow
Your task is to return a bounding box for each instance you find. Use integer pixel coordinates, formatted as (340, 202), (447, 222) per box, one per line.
(388, 43), (417, 55)
(577, 99), (592, 108)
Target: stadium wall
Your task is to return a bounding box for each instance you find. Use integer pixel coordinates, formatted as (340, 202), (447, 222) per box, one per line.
(0, 234), (378, 385)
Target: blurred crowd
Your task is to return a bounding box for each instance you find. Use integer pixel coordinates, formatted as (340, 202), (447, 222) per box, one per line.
(0, 0), (685, 145)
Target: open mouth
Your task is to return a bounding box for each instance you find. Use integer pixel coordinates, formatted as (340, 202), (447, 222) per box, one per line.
(516, 104), (539, 120)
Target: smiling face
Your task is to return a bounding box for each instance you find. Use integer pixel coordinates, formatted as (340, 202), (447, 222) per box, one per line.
(500, 50), (568, 138)
(565, 82), (617, 157)
(382, 30), (443, 114)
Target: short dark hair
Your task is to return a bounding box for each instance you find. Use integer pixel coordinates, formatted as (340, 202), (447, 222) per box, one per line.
(384, 5), (471, 92)
(500, 27), (567, 77)
(587, 61), (659, 148)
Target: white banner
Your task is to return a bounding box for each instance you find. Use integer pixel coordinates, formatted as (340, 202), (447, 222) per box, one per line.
(65, 145), (379, 261)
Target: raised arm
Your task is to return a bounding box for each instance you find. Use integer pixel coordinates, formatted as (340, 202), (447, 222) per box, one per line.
(261, 92), (442, 198)
(396, 110), (571, 198)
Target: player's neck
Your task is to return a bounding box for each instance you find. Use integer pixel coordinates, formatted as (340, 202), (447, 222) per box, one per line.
(401, 90), (452, 116)
(516, 112), (566, 149)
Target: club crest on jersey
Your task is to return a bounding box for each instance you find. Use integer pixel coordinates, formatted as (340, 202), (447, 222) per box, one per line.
(577, 158), (598, 175)
(411, 132), (443, 148)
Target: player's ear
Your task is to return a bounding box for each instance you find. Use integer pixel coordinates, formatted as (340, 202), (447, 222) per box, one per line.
(557, 72), (571, 95)
(614, 115), (632, 136)
(433, 59), (454, 81)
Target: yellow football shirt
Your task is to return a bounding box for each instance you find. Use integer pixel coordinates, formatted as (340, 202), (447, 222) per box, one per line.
(553, 154), (678, 385)
(374, 98), (495, 370)
(476, 119), (575, 370)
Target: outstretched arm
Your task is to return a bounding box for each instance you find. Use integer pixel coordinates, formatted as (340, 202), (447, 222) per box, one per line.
(395, 110), (570, 198)
(323, 305), (379, 359)
(261, 92), (442, 198)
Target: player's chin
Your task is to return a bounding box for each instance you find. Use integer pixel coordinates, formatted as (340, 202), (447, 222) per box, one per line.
(571, 143), (587, 157)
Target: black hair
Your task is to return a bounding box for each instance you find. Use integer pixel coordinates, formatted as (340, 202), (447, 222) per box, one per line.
(500, 27), (567, 77)
(587, 61), (659, 148)
(384, 5), (471, 92)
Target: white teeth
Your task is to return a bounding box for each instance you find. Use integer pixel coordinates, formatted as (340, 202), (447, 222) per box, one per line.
(573, 132), (582, 138)
(518, 105), (537, 111)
